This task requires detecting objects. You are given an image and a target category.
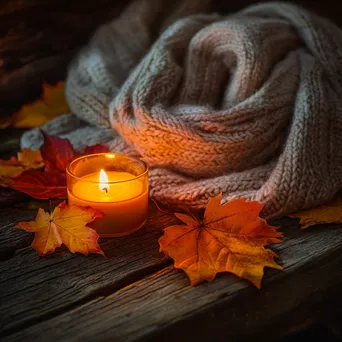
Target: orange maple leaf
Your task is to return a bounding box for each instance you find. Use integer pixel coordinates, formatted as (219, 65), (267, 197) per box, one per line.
(0, 148), (44, 185)
(159, 194), (283, 288)
(17, 148), (44, 169)
(16, 202), (104, 257)
(291, 197), (342, 229)
(2, 82), (69, 128)
(0, 158), (24, 185)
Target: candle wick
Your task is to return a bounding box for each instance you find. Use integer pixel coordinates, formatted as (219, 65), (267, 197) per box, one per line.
(103, 187), (108, 193)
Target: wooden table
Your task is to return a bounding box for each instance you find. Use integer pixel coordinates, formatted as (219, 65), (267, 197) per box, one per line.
(0, 133), (341, 342)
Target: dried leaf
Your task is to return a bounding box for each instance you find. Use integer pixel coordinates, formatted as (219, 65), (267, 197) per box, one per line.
(0, 158), (24, 185)
(291, 197), (342, 229)
(40, 131), (77, 172)
(8, 170), (67, 199)
(12, 82), (69, 128)
(0, 148), (43, 185)
(17, 148), (44, 169)
(16, 201), (104, 256)
(40, 132), (109, 171)
(3, 132), (110, 199)
(159, 193), (283, 288)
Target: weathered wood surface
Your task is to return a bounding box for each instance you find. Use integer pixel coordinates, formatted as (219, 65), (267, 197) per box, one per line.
(0, 196), (341, 342)
(0, 0), (130, 118)
(1, 0), (342, 340)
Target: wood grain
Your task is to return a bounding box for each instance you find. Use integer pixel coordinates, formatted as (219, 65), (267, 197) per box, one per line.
(0, 203), (175, 335)
(1, 206), (341, 341)
(0, 0), (130, 118)
(1, 1), (342, 340)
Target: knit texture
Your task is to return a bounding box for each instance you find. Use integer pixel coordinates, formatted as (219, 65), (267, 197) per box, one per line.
(22, 0), (342, 217)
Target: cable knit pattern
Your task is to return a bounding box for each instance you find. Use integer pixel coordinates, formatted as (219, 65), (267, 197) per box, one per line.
(21, 0), (342, 217)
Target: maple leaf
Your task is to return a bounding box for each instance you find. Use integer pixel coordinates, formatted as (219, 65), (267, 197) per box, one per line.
(159, 193), (283, 288)
(0, 158), (24, 185)
(17, 148), (44, 169)
(10, 82), (69, 128)
(0, 148), (43, 186)
(40, 131), (109, 171)
(291, 197), (342, 229)
(16, 201), (104, 256)
(8, 170), (67, 199)
(4, 132), (109, 199)
(40, 131), (77, 172)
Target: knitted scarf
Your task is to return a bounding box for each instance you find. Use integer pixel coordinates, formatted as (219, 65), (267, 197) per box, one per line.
(22, 0), (342, 217)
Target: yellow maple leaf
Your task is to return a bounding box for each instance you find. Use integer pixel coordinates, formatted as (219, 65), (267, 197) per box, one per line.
(11, 82), (69, 128)
(16, 201), (104, 256)
(291, 197), (342, 229)
(159, 193), (283, 288)
(0, 148), (44, 185)
(17, 148), (44, 169)
(0, 158), (24, 185)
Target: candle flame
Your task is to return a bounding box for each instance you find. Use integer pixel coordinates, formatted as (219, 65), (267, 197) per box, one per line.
(99, 169), (109, 193)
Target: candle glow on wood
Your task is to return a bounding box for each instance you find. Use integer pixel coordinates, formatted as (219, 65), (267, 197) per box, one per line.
(67, 153), (148, 237)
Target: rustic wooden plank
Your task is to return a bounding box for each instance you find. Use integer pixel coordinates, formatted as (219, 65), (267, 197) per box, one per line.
(0, 203), (39, 261)
(0, 0), (130, 119)
(0, 203), (175, 336)
(2, 217), (341, 341)
(0, 188), (29, 208)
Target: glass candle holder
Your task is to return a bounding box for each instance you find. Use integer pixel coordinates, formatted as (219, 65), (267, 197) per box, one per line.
(66, 153), (148, 237)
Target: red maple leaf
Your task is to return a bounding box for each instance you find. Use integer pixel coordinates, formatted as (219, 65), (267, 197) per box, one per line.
(40, 131), (77, 172)
(8, 131), (110, 200)
(8, 170), (67, 199)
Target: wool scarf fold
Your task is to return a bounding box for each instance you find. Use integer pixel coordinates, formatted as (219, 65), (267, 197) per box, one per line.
(22, 0), (342, 216)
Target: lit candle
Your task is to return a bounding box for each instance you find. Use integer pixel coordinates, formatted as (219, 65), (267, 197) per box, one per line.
(66, 153), (148, 237)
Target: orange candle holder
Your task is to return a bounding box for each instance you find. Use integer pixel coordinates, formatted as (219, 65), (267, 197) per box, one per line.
(66, 153), (148, 237)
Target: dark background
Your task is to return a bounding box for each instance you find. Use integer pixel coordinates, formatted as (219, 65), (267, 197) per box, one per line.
(1, 0), (342, 119)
